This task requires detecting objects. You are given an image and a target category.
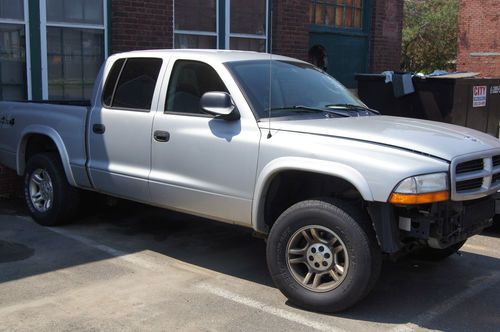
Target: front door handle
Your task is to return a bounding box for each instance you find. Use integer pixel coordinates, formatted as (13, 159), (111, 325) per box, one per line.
(154, 130), (170, 142)
(93, 124), (106, 134)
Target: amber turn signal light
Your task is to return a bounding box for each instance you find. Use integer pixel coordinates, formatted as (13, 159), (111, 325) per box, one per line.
(388, 191), (449, 205)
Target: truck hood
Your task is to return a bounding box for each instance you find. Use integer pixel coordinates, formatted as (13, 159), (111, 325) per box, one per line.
(259, 116), (500, 161)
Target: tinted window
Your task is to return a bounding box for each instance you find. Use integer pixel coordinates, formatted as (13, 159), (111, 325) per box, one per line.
(102, 58), (125, 107)
(166, 60), (228, 115)
(112, 58), (163, 110)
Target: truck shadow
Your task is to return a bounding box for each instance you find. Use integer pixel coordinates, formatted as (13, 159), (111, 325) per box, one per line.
(1, 199), (499, 329)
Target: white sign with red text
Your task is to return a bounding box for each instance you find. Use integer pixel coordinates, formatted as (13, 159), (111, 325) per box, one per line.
(473, 85), (487, 108)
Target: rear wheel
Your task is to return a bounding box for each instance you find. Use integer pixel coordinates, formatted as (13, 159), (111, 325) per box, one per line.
(24, 153), (80, 226)
(266, 199), (381, 312)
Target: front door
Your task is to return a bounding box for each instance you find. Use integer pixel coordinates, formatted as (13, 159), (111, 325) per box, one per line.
(149, 59), (261, 225)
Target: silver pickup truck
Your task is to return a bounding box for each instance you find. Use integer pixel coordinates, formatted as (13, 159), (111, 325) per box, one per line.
(1, 50), (499, 312)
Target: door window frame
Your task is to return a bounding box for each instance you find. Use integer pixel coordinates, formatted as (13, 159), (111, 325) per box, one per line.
(164, 59), (229, 118)
(102, 57), (164, 113)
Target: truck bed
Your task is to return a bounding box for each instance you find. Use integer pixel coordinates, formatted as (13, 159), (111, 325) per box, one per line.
(0, 100), (91, 187)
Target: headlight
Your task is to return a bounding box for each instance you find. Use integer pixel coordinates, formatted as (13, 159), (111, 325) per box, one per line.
(389, 173), (449, 204)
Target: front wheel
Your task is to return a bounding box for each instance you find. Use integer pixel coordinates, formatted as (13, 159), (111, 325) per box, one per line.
(266, 199), (381, 313)
(24, 153), (80, 226)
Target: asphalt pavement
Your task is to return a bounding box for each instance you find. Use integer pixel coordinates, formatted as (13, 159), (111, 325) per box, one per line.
(1, 198), (499, 332)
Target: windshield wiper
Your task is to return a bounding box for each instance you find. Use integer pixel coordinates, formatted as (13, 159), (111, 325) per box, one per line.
(266, 105), (350, 117)
(326, 103), (380, 115)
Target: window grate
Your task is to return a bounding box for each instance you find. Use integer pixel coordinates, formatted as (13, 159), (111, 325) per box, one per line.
(309, 0), (363, 29)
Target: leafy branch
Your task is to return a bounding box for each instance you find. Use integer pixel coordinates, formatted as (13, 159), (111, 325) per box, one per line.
(401, 0), (459, 73)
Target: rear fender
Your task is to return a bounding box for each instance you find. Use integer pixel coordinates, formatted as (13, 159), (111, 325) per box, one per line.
(17, 125), (76, 186)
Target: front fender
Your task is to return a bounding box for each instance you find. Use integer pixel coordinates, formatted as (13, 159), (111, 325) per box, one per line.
(17, 125), (76, 186)
(251, 157), (374, 232)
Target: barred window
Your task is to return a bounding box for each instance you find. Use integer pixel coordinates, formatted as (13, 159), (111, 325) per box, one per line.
(0, 0), (27, 101)
(45, 0), (107, 100)
(229, 0), (267, 52)
(174, 0), (217, 49)
(309, 0), (363, 29)
(173, 0), (268, 52)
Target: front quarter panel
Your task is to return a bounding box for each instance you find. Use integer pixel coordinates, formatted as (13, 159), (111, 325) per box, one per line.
(252, 129), (450, 231)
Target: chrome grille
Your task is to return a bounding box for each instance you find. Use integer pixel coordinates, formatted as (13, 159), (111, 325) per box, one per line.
(456, 178), (483, 191)
(456, 159), (484, 174)
(493, 173), (500, 184)
(451, 151), (500, 201)
(493, 155), (500, 167)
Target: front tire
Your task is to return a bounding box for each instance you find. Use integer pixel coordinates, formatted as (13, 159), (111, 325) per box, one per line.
(24, 153), (80, 226)
(266, 199), (381, 313)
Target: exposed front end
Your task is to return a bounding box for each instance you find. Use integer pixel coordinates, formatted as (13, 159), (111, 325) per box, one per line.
(369, 149), (500, 254)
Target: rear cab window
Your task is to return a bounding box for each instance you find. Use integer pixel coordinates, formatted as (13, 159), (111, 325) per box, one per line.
(102, 57), (163, 111)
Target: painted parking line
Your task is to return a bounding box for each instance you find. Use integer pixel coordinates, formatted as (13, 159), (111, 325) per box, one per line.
(197, 283), (345, 332)
(390, 273), (500, 332)
(42, 220), (344, 332)
(46, 225), (160, 271)
(28, 216), (500, 332)
(463, 243), (495, 253)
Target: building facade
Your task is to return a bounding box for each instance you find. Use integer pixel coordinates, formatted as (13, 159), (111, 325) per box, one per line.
(0, 0), (403, 102)
(457, 0), (500, 77)
(0, 0), (402, 194)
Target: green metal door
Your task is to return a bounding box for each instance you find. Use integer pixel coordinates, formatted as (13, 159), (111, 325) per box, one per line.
(309, 0), (372, 88)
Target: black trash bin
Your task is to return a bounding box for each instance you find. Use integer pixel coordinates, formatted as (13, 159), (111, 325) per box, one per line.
(355, 74), (500, 138)
(354, 74), (427, 119)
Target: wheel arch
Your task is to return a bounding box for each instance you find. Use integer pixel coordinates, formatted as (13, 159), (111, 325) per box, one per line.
(17, 125), (76, 186)
(252, 157), (374, 233)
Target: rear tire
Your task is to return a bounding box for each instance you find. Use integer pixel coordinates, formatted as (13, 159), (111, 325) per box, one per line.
(266, 199), (381, 313)
(410, 241), (466, 261)
(24, 153), (80, 226)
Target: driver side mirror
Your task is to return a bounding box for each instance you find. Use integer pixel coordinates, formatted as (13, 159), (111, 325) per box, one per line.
(200, 92), (240, 121)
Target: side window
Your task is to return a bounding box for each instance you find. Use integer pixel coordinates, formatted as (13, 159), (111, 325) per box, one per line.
(102, 57), (163, 111)
(165, 60), (228, 115)
(102, 58), (125, 107)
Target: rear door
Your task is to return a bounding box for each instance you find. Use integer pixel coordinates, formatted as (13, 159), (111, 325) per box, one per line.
(87, 56), (166, 202)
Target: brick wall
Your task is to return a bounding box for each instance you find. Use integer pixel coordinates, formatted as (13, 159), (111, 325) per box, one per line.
(0, 165), (21, 198)
(369, 0), (404, 72)
(271, 0), (310, 61)
(111, 0), (173, 54)
(457, 0), (500, 77)
(110, 0), (403, 70)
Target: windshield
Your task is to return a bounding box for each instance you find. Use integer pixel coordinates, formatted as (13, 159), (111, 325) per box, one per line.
(225, 60), (366, 119)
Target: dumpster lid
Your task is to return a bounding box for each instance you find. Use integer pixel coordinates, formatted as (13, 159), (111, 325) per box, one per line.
(424, 72), (480, 79)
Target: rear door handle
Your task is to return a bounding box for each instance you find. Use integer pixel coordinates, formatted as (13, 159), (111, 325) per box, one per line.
(93, 124), (106, 134)
(154, 130), (170, 142)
